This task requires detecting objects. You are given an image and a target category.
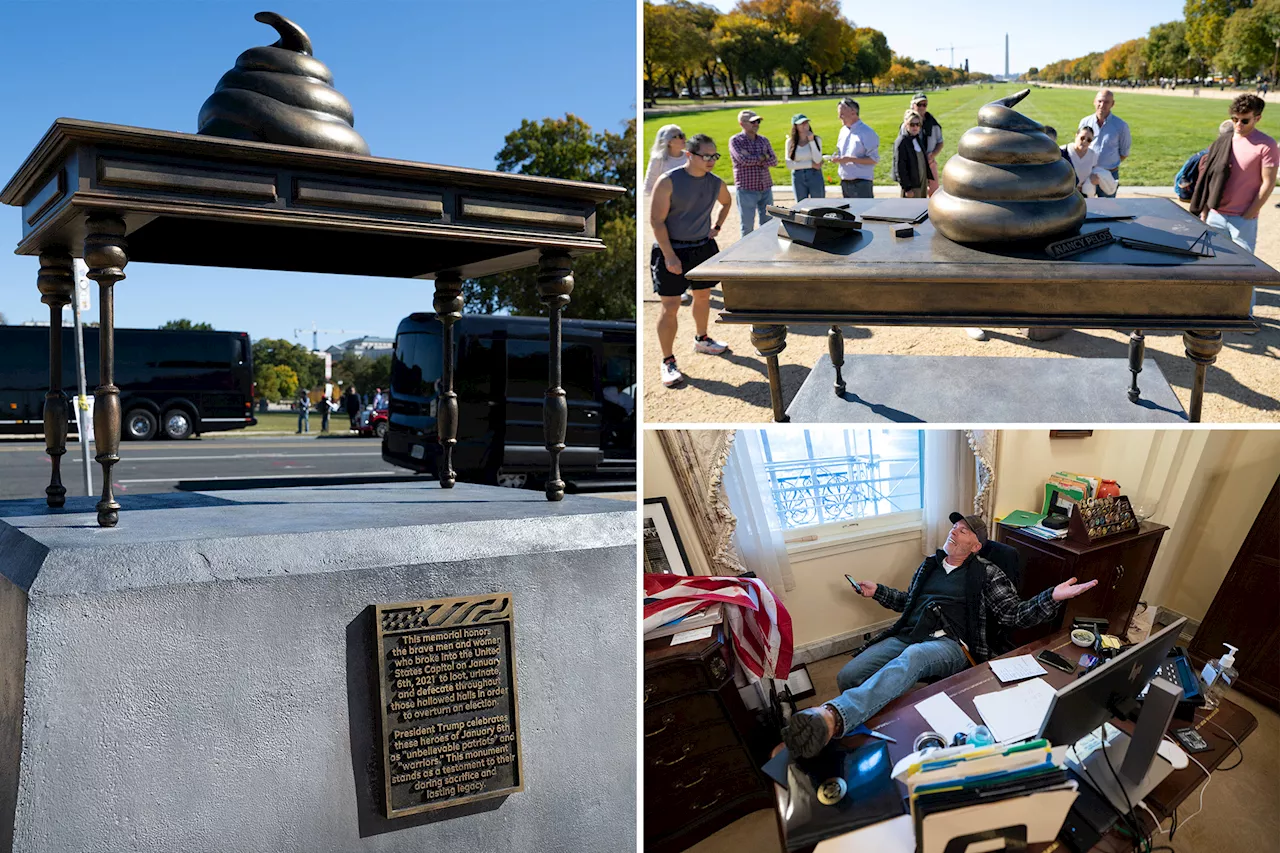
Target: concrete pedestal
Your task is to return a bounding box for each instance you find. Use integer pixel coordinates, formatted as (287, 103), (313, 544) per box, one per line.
(786, 355), (1188, 423)
(0, 483), (635, 853)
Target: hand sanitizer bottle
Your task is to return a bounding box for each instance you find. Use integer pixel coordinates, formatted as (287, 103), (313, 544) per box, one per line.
(1200, 643), (1239, 709)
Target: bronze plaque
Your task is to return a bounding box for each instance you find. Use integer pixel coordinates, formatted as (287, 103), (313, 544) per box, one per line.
(374, 594), (523, 818)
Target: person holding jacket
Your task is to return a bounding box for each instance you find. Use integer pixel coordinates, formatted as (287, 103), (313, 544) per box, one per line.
(891, 109), (932, 198)
(910, 93), (943, 196)
(785, 113), (825, 202)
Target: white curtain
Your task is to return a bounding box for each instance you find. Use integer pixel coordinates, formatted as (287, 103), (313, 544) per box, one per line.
(722, 429), (796, 595)
(922, 430), (977, 555)
(966, 429), (999, 525)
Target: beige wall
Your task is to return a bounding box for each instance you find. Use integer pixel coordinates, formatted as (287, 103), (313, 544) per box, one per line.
(642, 431), (711, 576)
(785, 535), (926, 648)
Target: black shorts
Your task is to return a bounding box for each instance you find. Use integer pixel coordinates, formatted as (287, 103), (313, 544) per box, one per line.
(650, 240), (719, 297)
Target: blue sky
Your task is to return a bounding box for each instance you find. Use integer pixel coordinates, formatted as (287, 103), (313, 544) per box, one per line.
(0, 0), (636, 349)
(700, 0), (1186, 78)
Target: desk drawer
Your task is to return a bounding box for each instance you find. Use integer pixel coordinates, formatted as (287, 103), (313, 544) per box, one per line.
(645, 745), (757, 805)
(644, 766), (769, 840)
(645, 654), (730, 707)
(646, 720), (740, 772)
(644, 692), (727, 741)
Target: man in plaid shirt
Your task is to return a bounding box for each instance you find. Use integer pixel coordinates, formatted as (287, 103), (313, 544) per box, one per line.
(729, 109), (778, 236)
(784, 512), (1099, 759)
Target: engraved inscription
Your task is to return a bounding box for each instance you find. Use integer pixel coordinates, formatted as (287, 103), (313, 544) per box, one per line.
(374, 594), (522, 818)
(293, 179), (443, 217)
(97, 158), (278, 201)
(459, 198), (585, 231)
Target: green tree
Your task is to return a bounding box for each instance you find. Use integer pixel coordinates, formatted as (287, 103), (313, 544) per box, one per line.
(1146, 21), (1194, 79)
(843, 27), (891, 91)
(1215, 0), (1280, 78)
(332, 354), (391, 398)
(1186, 0), (1252, 72)
(463, 115), (636, 321)
(713, 12), (784, 95)
(0, 311), (7, 325)
(258, 364), (299, 402)
(160, 318), (214, 331)
(252, 337), (324, 398)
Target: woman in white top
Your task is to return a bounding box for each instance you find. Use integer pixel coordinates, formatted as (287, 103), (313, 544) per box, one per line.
(785, 113), (825, 202)
(1064, 126), (1101, 195)
(644, 124), (688, 195)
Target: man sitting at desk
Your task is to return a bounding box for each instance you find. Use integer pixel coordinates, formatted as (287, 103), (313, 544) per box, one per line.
(783, 513), (1098, 759)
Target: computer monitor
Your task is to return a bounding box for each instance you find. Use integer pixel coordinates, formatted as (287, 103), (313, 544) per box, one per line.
(1036, 617), (1188, 813)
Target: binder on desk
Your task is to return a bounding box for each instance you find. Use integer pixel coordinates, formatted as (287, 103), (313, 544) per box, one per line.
(906, 740), (1078, 853)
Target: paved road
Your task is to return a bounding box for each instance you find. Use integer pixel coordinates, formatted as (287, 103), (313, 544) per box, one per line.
(0, 435), (634, 501)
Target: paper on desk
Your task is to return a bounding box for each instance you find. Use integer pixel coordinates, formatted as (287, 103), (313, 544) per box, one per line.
(913, 692), (977, 739)
(972, 677), (1057, 744)
(670, 626), (714, 645)
(988, 654), (1048, 683)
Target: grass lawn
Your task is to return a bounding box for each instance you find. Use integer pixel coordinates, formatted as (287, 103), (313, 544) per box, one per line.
(644, 85), (1238, 188)
(239, 411), (352, 433)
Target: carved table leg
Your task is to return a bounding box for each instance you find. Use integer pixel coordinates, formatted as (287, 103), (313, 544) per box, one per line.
(37, 252), (75, 508)
(433, 272), (463, 489)
(1127, 329), (1145, 403)
(1183, 330), (1222, 424)
(83, 215), (128, 527)
(750, 324), (789, 423)
(828, 325), (846, 396)
(537, 251), (573, 502)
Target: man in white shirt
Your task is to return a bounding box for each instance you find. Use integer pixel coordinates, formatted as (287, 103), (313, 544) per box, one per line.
(829, 98), (879, 198)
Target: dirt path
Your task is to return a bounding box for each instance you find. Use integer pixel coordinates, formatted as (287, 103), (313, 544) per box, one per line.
(641, 189), (1280, 424)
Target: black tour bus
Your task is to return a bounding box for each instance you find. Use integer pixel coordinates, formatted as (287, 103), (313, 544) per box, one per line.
(0, 325), (256, 440)
(382, 314), (635, 488)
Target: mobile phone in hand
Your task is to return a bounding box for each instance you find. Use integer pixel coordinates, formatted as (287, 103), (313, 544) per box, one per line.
(1037, 649), (1076, 673)
(844, 575), (871, 596)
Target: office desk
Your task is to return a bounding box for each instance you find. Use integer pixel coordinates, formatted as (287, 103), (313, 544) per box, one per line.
(780, 628), (1258, 853)
(685, 198), (1278, 423)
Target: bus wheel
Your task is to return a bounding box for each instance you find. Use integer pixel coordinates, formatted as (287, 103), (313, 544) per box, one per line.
(495, 471), (528, 489)
(124, 409), (157, 441)
(162, 408), (194, 440)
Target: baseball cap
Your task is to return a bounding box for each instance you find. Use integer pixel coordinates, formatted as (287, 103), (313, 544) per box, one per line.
(948, 511), (988, 544)
(912, 92), (928, 103)
(738, 109), (762, 123)
(791, 113), (810, 125)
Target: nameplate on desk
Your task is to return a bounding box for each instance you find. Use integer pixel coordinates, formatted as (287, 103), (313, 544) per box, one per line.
(1045, 228), (1114, 260)
(373, 594), (523, 818)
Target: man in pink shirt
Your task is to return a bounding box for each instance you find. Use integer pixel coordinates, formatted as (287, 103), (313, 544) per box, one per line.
(1203, 94), (1278, 255)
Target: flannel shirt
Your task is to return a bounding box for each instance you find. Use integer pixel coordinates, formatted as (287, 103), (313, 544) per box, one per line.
(729, 132), (778, 192)
(869, 551), (1061, 662)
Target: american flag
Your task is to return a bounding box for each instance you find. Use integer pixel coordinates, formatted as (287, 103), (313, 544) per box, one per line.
(644, 575), (793, 681)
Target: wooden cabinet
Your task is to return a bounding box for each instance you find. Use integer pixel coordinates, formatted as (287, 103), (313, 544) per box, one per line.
(644, 628), (776, 853)
(996, 521), (1168, 646)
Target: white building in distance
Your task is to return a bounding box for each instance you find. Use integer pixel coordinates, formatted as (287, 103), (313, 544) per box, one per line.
(324, 335), (394, 360)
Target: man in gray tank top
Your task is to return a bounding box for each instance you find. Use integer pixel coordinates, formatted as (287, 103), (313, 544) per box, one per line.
(649, 133), (734, 387)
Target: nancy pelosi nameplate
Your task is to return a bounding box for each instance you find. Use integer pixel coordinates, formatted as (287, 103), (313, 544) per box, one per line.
(374, 593), (522, 818)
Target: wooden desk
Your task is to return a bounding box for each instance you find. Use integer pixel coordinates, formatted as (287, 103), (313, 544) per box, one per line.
(686, 198), (1279, 423)
(781, 628), (1258, 852)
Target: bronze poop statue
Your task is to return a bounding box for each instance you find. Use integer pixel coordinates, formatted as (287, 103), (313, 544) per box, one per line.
(197, 11), (370, 155)
(928, 89), (1084, 243)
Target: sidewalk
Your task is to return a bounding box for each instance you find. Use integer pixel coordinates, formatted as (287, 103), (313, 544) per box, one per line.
(641, 187), (1280, 424)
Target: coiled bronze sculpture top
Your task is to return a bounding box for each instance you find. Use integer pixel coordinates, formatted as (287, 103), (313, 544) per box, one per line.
(197, 11), (370, 155)
(928, 89), (1084, 243)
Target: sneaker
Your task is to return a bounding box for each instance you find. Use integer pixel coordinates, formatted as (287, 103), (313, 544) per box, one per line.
(680, 291), (693, 306)
(660, 358), (684, 387)
(694, 335), (728, 355)
(965, 327), (988, 341)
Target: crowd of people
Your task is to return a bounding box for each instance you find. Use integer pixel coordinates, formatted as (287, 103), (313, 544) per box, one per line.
(293, 385), (387, 434)
(645, 86), (1275, 383)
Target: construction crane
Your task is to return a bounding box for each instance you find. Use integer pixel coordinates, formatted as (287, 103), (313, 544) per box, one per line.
(936, 44), (978, 69)
(292, 321), (373, 352)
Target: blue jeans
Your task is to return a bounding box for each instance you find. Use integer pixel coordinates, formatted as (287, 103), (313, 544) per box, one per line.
(737, 187), (774, 236)
(829, 635), (968, 735)
(1206, 210), (1260, 309)
(1095, 168), (1120, 198)
(791, 168), (825, 202)
(841, 179), (874, 198)
(297, 411), (309, 433)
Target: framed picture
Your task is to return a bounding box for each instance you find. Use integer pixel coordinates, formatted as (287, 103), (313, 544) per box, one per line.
(643, 497), (693, 576)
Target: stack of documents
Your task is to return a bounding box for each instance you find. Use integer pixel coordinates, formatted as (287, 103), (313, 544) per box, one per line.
(1022, 523), (1068, 541)
(972, 677), (1057, 744)
(906, 741), (1078, 853)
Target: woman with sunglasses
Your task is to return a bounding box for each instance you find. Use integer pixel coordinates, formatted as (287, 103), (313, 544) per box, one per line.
(785, 113), (825, 201)
(644, 124), (689, 196)
(891, 109), (932, 198)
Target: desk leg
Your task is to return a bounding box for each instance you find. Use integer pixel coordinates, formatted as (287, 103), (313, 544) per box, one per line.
(828, 325), (846, 396)
(37, 252), (75, 508)
(751, 324), (789, 423)
(537, 250), (573, 502)
(433, 272), (463, 489)
(1127, 330), (1145, 403)
(84, 215), (128, 528)
(1183, 330), (1222, 423)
